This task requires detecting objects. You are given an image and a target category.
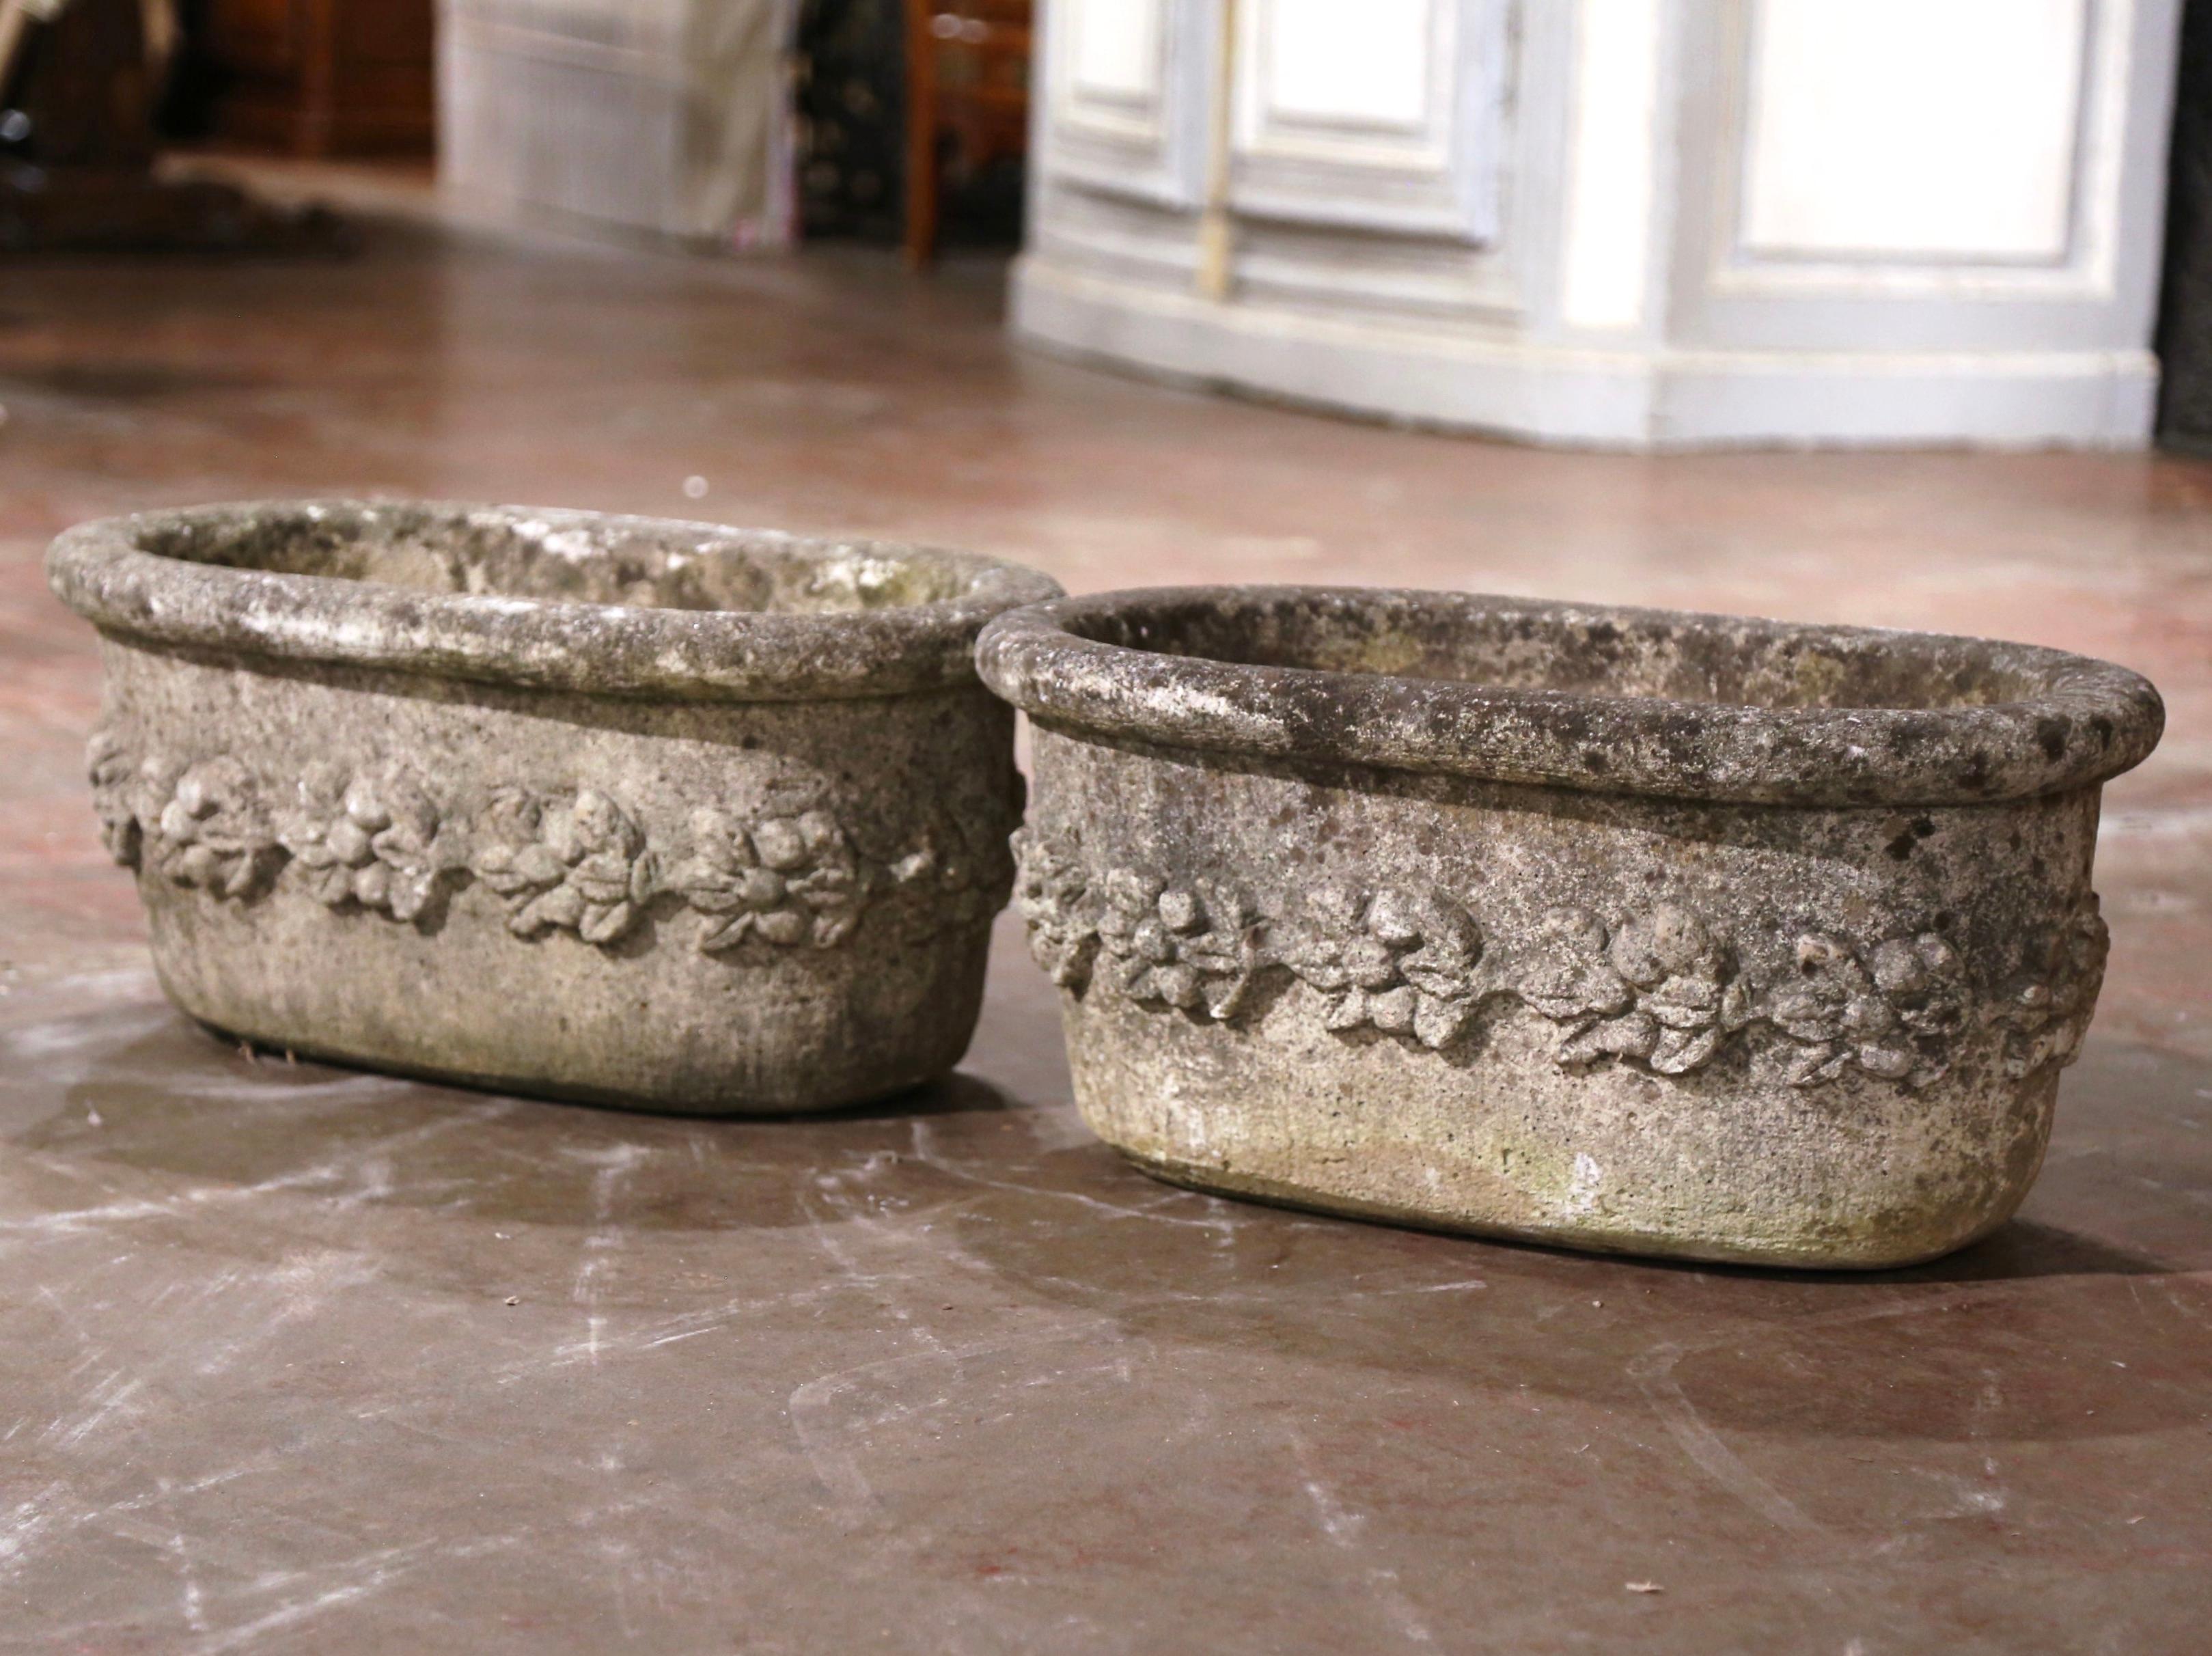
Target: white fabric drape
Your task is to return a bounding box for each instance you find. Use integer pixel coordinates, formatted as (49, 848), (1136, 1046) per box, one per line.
(439, 0), (796, 245)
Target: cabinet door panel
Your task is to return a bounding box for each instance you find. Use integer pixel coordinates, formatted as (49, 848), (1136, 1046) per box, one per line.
(1230, 0), (1506, 242)
(1039, 0), (1209, 208)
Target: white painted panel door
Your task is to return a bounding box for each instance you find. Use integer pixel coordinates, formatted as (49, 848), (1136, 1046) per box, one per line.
(1042, 0), (1206, 207)
(1229, 0), (1504, 242)
(1069, 0), (1163, 102)
(1560, 0), (1664, 329)
(1260, 0), (1433, 130)
(1740, 0), (2092, 262)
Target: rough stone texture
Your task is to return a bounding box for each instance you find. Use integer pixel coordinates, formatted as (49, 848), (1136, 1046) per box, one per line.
(47, 500), (1062, 1112)
(5, 199), (2212, 1655)
(980, 586), (2166, 1268)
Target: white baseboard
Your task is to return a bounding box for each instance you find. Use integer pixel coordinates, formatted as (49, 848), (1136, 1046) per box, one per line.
(1012, 257), (2159, 452)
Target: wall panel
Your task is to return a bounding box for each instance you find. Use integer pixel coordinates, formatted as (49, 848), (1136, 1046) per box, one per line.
(1739, 0), (2090, 262)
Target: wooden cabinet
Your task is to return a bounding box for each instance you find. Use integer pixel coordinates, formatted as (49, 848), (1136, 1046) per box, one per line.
(903, 0), (1030, 262)
(198, 0), (433, 156)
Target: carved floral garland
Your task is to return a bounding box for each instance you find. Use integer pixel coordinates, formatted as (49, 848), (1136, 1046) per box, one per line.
(1011, 827), (2106, 1090)
(674, 808), (863, 950)
(279, 760), (463, 922)
(88, 733), (1006, 954)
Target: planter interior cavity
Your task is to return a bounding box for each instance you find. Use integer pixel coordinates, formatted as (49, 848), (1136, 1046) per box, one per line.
(51, 501), (1062, 1114)
(979, 586), (2163, 1269)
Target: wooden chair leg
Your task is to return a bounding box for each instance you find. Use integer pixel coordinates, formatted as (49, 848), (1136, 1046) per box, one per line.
(904, 0), (939, 266)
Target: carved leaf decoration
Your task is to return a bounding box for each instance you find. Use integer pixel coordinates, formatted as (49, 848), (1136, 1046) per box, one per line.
(351, 862), (393, 910)
(515, 883), (585, 937)
(472, 854), (534, 900)
(1649, 1025), (1720, 1076)
(1277, 933), (1351, 993)
(1993, 900), (2110, 1078)
(1283, 889), (1482, 1047)
(1085, 874), (1262, 1021)
(1361, 985), (1418, 1036)
(755, 908), (810, 947)
(1556, 1010), (1659, 1068)
(700, 913), (757, 951)
(1523, 910), (1635, 1023)
(1853, 1043), (1918, 1081)
(1179, 940), (1249, 984)
(580, 900), (637, 947)
(87, 732), (147, 868)
(1340, 935), (1400, 991)
(1413, 994), (1475, 1051)
(1768, 995), (1840, 1045)
(1644, 975), (1721, 1031)
(1551, 1020), (1601, 1066)
(1039, 939), (1095, 989)
(1784, 1042), (1853, 1088)
(387, 869), (440, 923)
(1144, 963), (1204, 1009)
(221, 848), (276, 900)
(1316, 990), (1359, 1032)
(1202, 965), (1257, 1021)
(480, 786), (541, 848)
(1398, 946), (1477, 1002)
(1011, 828), (1106, 989)
(169, 844), (219, 887)
(682, 881), (743, 918)
(512, 843), (570, 891)
(570, 853), (638, 907)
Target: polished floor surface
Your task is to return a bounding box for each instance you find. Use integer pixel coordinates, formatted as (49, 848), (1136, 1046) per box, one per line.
(1, 194), (2209, 1653)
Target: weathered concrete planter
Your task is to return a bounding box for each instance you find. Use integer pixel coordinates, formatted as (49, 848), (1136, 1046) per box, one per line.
(49, 501), (1061, 1113)
(978, 588), (2164, 1268)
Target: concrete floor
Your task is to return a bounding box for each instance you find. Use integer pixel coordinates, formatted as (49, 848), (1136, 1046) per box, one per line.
(1, 195), (2210, 1653)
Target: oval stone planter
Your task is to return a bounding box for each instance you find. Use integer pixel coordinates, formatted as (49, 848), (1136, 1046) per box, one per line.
(50, 501), (1062, 1113)
(978, 587), (2165, 1268)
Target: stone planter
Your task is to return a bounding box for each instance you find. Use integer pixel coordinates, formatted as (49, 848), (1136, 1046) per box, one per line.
(49, 501), (1061, 1114)
(978, 588), (2165, 1268)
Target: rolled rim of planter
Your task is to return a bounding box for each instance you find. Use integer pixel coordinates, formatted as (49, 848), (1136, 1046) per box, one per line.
(49, 500), (1064, 702)
(977, 585), (2166, 808)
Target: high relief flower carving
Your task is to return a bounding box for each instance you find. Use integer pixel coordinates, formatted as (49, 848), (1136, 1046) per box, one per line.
(676, 808), (863, 950)
(1522, 905), (1748, 1076)
(1011, 827), (1097, 989)
(1007, 836), (2026, 1089)
(87, 743), (1005, 957)
(881, 840), (982, 939)
(279, 763), (460, 922)
(146, 756), (284, 900)
(1093, 868), (1262, 1020)
(83, 735), (2102, 1094)
(473, 787), (657, 946)
(870, 789), (1019, 946)
(1991, 896), (2109, 1079)
(1766, 930), (1965, 1087)
(1281, 888), (1484, 1051)
(87, 731), (148, 869)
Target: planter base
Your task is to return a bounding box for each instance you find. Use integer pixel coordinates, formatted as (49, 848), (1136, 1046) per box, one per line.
(1073, 1003), (2051, 1271)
